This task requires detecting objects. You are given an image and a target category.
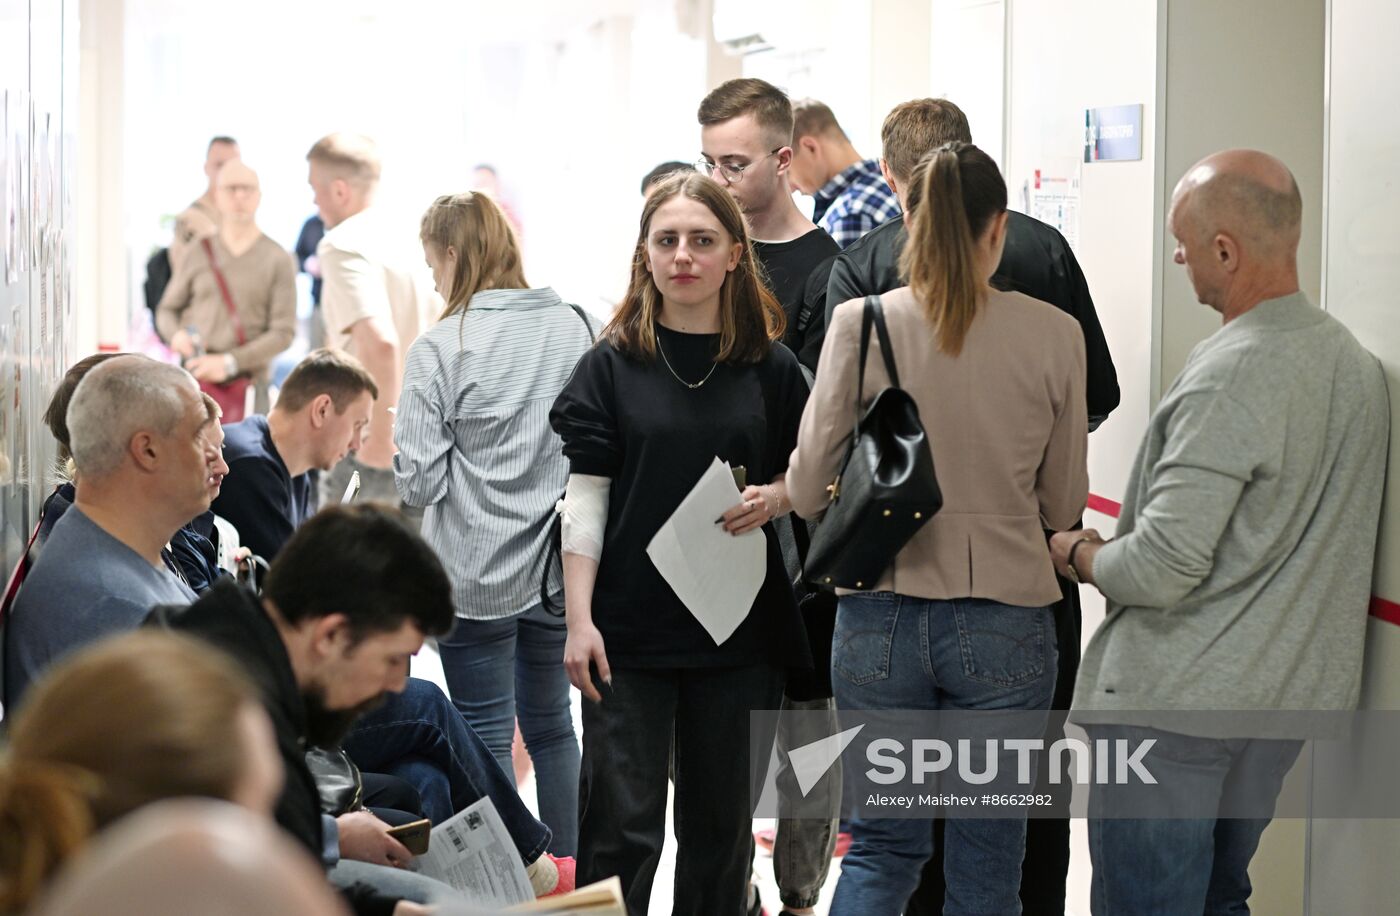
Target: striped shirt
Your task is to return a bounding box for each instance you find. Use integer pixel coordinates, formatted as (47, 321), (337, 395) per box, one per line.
(812, 158), (902, 249)
(393, 288), (598, 620)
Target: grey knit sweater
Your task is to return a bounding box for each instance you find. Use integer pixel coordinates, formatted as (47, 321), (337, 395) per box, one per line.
(1073, 293), (1390, 735)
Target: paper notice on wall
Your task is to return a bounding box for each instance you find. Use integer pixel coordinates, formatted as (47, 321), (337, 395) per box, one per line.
(412, 797), (534, 908)
(1030, 165), (1081, 254)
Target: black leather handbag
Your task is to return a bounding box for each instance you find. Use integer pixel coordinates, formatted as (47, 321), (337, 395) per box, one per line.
(803, 296), (942, 590)
(306, 746), (364, 816)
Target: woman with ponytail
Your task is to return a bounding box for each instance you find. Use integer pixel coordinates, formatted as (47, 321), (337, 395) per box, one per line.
(393, 191), (594, 856)
(788, 143), (1089, 915)
(0, 632), (283, 913)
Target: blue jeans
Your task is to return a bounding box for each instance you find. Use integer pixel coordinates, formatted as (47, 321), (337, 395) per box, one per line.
(829, 593), (1056, 916)
(438, 601), (580, 856)
(1086, 726), (1302, 915)
(342, 676), (552, 864)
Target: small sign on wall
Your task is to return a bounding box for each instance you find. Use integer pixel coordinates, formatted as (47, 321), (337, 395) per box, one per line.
(1084, 104), (1143, 162)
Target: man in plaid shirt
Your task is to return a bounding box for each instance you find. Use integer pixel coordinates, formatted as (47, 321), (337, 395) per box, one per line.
(787, 99), (902, 248)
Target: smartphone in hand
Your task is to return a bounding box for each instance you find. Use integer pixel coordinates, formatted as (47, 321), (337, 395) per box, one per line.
(385, 817), (431, 856)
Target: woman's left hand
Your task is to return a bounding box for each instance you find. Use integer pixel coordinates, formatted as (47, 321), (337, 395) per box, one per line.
(720, 485), (774, 536)
(185, 353), (230, 383)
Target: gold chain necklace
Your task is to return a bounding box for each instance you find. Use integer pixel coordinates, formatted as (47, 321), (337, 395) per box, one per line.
(656, 336), (718, 389)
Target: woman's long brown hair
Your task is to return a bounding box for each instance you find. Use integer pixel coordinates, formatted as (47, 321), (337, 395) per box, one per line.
(604, 171), (784, 363)
(420, 191), (529, 319)
(899, 142), (1007, 356)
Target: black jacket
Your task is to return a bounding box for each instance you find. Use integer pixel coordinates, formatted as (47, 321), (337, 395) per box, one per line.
(825, 211), (1121, 428)
(151, 580), (396, 916)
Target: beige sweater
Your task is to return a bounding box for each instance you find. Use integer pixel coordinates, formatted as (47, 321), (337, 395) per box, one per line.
(788, 286), (1088, 607)
(156, 234), (297, 376)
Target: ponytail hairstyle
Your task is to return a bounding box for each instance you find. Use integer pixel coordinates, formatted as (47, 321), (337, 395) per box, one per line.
(420, 191), (529, 319)
(0, 632), (262, 913)
(899, 142), (1007, 356)
(604, 170), (785, 364)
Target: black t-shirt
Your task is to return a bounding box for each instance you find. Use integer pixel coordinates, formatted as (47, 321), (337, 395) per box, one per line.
(754, 228), (840, 374)
(549, 324), (812, 669)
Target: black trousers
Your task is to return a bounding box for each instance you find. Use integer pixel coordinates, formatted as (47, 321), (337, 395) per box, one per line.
(905, 569), (1081, 916)
(577, 663), (784, 916)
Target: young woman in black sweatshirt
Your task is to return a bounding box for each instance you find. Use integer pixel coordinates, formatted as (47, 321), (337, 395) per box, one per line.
(550, 172), (811, 914)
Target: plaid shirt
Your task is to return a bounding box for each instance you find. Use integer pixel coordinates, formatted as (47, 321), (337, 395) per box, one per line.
(812, 158), (902, 249)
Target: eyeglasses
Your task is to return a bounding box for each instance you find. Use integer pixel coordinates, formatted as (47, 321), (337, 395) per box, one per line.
(694, 148), (783, 184)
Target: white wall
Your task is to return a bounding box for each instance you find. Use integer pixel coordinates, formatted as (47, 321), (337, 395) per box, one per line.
(930, 0), (1006, 170)
(1006, 0), (1160, 528)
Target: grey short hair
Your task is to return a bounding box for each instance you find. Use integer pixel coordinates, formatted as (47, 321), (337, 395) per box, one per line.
(67, 357), (199, 478)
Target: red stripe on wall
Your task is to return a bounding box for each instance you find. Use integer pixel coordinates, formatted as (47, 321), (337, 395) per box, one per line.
(1372, 596), (1400, 628)
(1089, 493), (1398, 628)
(1086, 492), (1122, 518)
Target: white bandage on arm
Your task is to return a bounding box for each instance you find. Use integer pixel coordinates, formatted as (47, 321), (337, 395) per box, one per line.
(558, 474), (611, 561)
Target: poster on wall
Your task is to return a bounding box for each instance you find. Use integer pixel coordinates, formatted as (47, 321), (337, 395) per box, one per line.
(1084, 104), (1144, 163)
(1028, 161), (1082, 253)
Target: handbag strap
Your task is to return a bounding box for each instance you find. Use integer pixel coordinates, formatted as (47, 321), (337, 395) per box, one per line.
(201, 238), (248, 347)
(567, 303), (597, 343)
(854, 295), (902, 437)
(540, 302), (598, 617)
(754, 342), (818, 585)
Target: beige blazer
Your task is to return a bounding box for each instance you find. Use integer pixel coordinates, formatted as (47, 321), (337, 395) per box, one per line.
(788, 286), (1088, 607)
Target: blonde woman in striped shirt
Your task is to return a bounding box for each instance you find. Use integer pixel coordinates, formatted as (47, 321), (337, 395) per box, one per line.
(394, 192), (596, 856)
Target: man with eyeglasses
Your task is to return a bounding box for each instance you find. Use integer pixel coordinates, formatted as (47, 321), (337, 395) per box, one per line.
(698, 78), (839, 375)
(697, 77), (841, 916)
(157, 159), (298, 420)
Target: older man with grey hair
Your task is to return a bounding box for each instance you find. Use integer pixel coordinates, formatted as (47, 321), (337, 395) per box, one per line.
(1050, 150), (1390, 914)
(3, 356), (214, 709)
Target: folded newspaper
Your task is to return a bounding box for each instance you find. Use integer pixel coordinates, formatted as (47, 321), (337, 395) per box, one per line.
(413, 797), (534, 908)
(412, 799), (626, 914)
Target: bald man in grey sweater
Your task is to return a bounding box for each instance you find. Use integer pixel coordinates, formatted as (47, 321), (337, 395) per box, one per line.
(1050, 150), (1390, 914)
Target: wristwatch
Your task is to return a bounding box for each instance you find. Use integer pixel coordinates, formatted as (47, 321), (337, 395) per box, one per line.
(1065, 535), (1096, 584)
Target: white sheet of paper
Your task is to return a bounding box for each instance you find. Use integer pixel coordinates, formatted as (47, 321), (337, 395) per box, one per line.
(413, 797), (533, 908)
(645, 457), (766, 645)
